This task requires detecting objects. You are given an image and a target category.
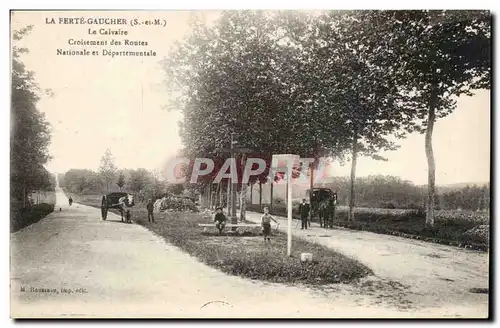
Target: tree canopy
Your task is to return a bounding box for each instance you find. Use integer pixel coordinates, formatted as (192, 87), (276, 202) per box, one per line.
(11, 25), (54, 205)
(163, 10), (491, 223)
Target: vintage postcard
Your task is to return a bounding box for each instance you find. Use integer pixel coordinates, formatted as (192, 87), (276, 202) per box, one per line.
(9, 9), (491, 319)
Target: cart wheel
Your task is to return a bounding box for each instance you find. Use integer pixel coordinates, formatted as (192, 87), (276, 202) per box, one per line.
(101, 196), (108, 220)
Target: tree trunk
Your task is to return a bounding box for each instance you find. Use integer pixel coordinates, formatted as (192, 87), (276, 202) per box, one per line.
(23, 180), (26, 208)
(270, 181), (274, 210)
(309, 165), (314, 221)
(239, 154), (248, 221)
(208, 178), (213, 209)
(425, 89), (437, 226)
(259, 181), (262, 207)
(348, 134), (358, 222)
(309, 164), (314, 203)
(240, 183), (247, 222)
(250, 183), (253, 205)
(215, 181), (221, 208)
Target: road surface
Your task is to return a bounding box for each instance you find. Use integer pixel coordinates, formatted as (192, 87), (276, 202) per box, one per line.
(244, 211), (490, 318)
(10, 188), (489, 318)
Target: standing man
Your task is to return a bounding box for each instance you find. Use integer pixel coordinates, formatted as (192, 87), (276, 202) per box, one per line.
(147, 198), (155, 223)
(298, 198), (310, 230)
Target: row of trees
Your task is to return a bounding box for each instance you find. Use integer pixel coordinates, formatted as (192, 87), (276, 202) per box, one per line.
(440, 184), (490, 211)
(321, 176), (489, 211)
(164, 10), (490, 225)
(11, 25), (55, 208)
(61, 150), (186, 201)
(203, 173), (490, 212)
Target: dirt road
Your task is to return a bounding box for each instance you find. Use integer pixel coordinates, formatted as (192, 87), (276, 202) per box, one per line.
(245, 211), (490, 318)
(10, 189), (489, 318)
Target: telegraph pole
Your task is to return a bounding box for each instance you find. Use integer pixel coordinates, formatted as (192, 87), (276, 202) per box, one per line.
(215, 133), (252, 227)
(230, 133), (238, 226)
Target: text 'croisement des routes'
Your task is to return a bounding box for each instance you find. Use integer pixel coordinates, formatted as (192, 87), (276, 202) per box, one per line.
(45, 16), (167, 59)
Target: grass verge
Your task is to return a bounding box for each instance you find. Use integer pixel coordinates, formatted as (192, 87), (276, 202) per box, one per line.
(131, 207), (372, 285)
(10, 203), (55, 233)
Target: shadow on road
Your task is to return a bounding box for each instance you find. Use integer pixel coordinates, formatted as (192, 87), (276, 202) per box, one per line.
(105, 219), (132, 224)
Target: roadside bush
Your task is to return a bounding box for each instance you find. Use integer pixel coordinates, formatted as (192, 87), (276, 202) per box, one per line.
(461, 225), (489, 244)
(154, 196), (199, 212)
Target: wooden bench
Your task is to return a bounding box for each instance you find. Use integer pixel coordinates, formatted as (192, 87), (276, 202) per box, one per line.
(198, 223), (280, 234)
(198, 223), (260, 228)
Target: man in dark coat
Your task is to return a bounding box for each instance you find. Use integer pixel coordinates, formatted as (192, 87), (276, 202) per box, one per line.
(147, 198), (155, 223)
(298, 198), (310, 230)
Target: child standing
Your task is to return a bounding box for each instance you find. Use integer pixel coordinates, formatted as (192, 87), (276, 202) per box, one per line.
(261, 206), (279, 243)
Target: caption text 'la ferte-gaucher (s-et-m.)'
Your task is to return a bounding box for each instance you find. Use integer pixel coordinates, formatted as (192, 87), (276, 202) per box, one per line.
(48, 16), (167, 58)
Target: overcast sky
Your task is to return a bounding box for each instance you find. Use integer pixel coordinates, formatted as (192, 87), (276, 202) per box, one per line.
(11, 10), (490, 185)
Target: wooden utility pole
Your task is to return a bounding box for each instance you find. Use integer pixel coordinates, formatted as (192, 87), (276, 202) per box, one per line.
(270, 180), (274, 210)
(250, 183), (253, 205)
(226, 179), (231, 216)
(230, 133), (237, 224)
(215, 134), (252, 226)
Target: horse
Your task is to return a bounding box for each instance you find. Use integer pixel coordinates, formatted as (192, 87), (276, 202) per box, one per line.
(118, 194), (135, 223)
(318, 198), (335, 228)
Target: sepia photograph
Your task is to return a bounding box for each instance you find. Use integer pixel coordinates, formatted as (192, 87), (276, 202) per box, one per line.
(9, 8), (491, 319)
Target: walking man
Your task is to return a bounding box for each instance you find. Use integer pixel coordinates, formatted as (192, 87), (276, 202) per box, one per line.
(298, 198), (310, 230)
(147, 198), (155, 223)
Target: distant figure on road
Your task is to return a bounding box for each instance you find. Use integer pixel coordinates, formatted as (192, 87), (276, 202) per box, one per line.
(146, 198), (155, 223)
(68, 197), (73, 206)
(213, 207), (227, 234)
(261, 206), (278, 243)
(298, 198), (310, 230)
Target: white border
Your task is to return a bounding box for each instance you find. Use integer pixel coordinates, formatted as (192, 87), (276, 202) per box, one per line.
(3, 1), (497, 327)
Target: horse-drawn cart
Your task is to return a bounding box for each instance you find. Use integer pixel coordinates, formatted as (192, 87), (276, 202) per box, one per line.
(101, 192), (135, 223)
(309, 188), (338, 228)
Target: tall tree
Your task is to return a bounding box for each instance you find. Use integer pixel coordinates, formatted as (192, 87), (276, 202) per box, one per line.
(116, 171), (126, 191)
(98, 148), (117, 192)
(385, 10), (491, 225)
(163, 11), (350, 220)
(309, 11), (416, 221)
(127, 168), (151, 194)
(11, 25), (53, 207)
